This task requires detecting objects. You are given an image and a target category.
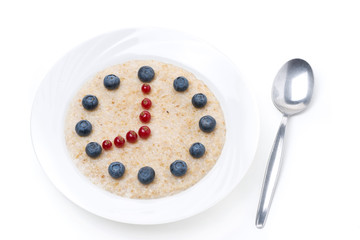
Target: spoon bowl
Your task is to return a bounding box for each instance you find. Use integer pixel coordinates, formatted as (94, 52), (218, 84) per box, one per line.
(272, 59), (314, 116)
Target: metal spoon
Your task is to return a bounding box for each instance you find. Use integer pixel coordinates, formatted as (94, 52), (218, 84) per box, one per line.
(255, 58), (314, 228)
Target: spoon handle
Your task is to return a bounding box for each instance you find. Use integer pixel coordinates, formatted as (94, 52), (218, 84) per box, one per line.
(256, 115), (288, 228)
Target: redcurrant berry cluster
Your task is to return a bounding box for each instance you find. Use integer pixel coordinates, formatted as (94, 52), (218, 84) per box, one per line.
(101, 83), (153, 150)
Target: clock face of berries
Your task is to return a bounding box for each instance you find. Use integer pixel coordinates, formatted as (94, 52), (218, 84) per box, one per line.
(65, 60), (226, 199)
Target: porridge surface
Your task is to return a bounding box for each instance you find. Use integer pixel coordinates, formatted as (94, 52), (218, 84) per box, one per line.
(65, 60), (226, 199)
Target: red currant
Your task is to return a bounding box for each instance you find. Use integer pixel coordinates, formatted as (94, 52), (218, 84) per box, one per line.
(139, 111), (151, 123)
(102, 140), (112, 150)
(126, 130), (138, 143)
(114, 135), (125, 148)
(141, 98), (152, 109)
(141, 83), (151, 94)
(138, 126), (151, 139)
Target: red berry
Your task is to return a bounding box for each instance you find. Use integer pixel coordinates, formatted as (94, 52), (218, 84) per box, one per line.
(138, 126), (151, 139)
(141, 98), (152, 109)
(141, 84), (151, 94)
(126, 130), (138, 143)
(102, 140), (112, 150)
(114, 136), (125, 148)
(139, 111), (151, 123)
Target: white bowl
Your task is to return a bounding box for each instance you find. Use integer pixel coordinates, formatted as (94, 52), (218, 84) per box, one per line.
(31, 28), (259, 224)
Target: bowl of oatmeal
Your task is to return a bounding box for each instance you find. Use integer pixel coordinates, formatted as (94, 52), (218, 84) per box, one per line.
(31, 28), (259, 224)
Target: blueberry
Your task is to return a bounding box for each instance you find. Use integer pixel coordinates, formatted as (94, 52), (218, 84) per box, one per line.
(85, 142), (102, 158)
(192, 93), (207, 108)
(189, 142), (205, 158)
(75, 120), (92, 136)
(199, 115), (216, 133)
(173, 76), (189, 92)
(138, 66), (155, 83)
(104, 74), (120, 90)
(82, 95), (98, 110)
(108, 162), (125, 179)
(170, 160), (188, 177)
(138, 166), (155, 184)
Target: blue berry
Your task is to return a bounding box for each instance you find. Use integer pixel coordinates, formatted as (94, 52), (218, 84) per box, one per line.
(189, 142), (205, 158)
(104, 74), (120, 90)
(108, 162), (125, 179)
(138, 66), (155, 82)
(82, 95), (98, 110)
(75, 120), (92, 136)
(173, 76), (189, 92)
(138, 166), (155, 184)
(199, 115), (216, 133)
(192, 93), (207, 108)
(170, 160), (188, 177)
(85, 142), (102, 158)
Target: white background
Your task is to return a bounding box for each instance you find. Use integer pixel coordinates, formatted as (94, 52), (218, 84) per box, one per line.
(1, 0), (359, 239)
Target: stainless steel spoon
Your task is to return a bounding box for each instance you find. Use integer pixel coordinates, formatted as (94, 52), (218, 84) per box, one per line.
(255, 58), (314, 228)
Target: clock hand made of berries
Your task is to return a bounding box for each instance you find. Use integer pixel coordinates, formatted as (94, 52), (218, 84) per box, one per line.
(74, 66), (216, 185)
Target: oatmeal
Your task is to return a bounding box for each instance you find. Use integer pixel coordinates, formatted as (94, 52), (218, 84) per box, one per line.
(65, 60), (226, 199)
